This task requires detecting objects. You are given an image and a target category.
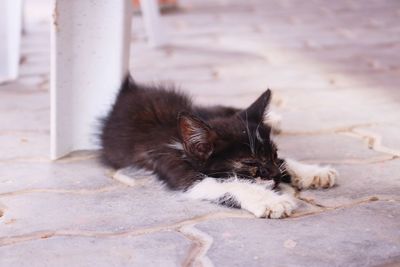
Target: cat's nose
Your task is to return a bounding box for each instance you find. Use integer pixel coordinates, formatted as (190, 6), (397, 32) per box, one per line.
(258, 167), (269, 178)
(271, 170), (281, 183)
(268, 167), (281, 180)
(258, 166), (281, 180)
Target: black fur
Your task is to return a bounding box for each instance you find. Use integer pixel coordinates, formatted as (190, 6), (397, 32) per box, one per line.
(100, 75), (292, 190)
(216, 193), (241, 209)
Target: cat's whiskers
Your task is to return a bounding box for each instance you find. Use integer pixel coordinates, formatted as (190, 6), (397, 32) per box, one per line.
(205, 171), (236, 177)
(254, 120), (264, 156)
(279, 161), (288, 173)
(205, 171), (257, 181)
(238, 113), (255, 155)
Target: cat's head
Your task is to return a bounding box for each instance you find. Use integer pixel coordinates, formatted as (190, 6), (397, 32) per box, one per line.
(178, 90), (282, 185)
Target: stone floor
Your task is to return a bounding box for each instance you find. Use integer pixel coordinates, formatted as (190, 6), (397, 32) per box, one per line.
(1, 0), (400, 266)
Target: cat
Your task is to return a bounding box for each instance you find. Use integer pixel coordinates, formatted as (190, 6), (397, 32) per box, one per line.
(100, 75), (338, 219)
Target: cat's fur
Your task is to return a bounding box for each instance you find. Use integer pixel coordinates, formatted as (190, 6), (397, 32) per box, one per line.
(100, 75), (338, 218)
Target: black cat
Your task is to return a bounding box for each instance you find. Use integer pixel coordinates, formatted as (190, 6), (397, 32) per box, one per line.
(100, 75), (338, 218)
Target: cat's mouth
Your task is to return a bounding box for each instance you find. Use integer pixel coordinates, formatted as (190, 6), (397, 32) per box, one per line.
(233, 172), (281, 188)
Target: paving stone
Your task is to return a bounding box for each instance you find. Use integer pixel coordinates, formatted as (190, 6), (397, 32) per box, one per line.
(275, 133), (383, 162)
(10, 76), (48, 89)
(357, 124), (400, 152)
(0, 132), (49, 161)
(295, 44), (400, 75)
(0, 232), (190, 267)
(276, 85), (393, 109)
(194, 92), (272, 109)
(198, 202), (400, 267)
(0, 157), (115, 194)
(277, 88), (400, 132)
(0, 180), (226, 237)
(0, 90), (48, 112)
(300, 159), (400, 207)
(0, 81), (45, 94)
(19, 63), (49, 77)
(0, 109), (49, 132)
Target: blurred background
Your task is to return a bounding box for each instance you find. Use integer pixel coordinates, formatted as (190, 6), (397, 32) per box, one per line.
(1, 0), (399, 160)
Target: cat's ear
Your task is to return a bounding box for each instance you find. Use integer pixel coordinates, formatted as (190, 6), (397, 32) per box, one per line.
(239, 90), (271, 122)
(178, 112), (217, 161)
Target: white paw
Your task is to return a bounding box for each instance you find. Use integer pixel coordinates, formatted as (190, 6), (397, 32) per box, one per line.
(292, 165), (338, 190)
(249, 194), (297, 219)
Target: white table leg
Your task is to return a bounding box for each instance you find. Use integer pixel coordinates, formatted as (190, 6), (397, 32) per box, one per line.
(140, 0), (167, 47)
(0, 0), (22, 83)
(50, 0), (132, 159)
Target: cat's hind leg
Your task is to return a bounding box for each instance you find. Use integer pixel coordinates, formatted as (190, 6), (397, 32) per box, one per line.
(283, 159), (338, 190)
(112, 167), (153, 187)
(185, 178), (297, 219)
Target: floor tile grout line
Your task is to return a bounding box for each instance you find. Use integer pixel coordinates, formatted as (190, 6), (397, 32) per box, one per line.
(292, 195), (400, 219)
(178, 225), (214, 267)
(1, 196), (399, 248)
(0, 212), (253, 247)
(278, 123), (400, 162)
(0, 185), (123, 198)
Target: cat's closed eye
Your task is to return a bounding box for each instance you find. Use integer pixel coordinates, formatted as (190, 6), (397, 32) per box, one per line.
(242, 159), (259, 166)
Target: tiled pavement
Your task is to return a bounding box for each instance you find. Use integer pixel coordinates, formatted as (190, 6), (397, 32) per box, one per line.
(1, 0), (400, 266)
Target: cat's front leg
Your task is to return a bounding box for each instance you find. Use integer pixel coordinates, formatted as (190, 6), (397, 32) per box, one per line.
(283, 159), (338, 190)
(186, 178), (297, 218)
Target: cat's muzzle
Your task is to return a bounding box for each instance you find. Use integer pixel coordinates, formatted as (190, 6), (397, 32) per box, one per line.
(255, 174), (281, 189)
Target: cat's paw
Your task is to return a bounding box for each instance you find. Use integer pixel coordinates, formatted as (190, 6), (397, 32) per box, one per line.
(292, 165), (338, 190)
(250, 194), (297, 219)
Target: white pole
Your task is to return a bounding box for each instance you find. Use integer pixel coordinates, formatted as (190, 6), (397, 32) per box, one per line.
(50, 0), (132, 159)
(140, 0), (167, 47)
(0, 0), (22, 83)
